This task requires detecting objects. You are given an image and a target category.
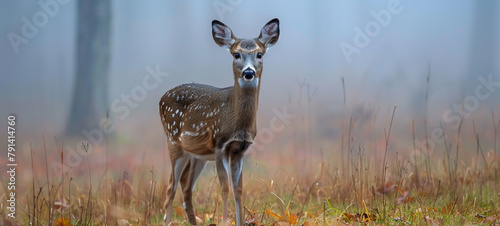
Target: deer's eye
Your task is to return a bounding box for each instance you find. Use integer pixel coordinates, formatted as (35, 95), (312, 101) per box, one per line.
(234, 53), (241, 59)
(257, 53), (263, 59)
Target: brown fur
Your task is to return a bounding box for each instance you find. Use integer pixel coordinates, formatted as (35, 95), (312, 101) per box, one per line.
(159, 82), (258, 157)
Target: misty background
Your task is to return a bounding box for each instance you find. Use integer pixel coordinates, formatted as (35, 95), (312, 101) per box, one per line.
(1, 0), (499, 161)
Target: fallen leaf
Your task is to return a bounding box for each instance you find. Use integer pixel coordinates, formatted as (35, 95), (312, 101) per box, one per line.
(285, 212), (298, 224)
(376, 181), (396, 195)
(246, 216), (259, 224)
(55, 217), (71, 226)
(195, 215), (203, 224)
(266, 209), (281, 220)
(174, 206), (184, 216)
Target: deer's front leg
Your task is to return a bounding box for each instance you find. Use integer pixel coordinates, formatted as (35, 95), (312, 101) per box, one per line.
(180, 157), (207, 225)
(230, 154), (244, 226)
(216, 154), (229, 226)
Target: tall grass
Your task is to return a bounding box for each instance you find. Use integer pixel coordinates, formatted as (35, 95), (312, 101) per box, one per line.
(4, 78), (500, 225)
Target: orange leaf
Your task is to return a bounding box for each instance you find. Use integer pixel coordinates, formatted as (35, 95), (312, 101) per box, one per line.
(55, 217), (71, 226)
(397, 187), (405, 197)
(174, 206), (184, 216)
(343, 213), (355, 221)
(377, 181), (396, 194)
(285, 212), (299, 224)
(266, 209), (282, 220)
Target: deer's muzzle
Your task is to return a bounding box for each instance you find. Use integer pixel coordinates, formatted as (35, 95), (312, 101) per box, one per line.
(242, 69), (255, 81)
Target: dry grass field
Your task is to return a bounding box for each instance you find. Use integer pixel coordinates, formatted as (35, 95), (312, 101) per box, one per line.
(3, 87), (500, 225)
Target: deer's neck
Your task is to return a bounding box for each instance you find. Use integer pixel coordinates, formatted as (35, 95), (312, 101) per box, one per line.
(231, 83), (259, 133)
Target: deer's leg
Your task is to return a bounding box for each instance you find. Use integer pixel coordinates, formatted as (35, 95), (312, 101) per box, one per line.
(180, 157), (207, 225)
(164, 153), (188, 225)
(230, 154), (244, 226)
(216, 154), (230, 226)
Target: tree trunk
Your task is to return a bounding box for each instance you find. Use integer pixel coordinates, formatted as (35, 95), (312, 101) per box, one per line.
(464, 1), (498, 97)
(65, 0), (112, 136)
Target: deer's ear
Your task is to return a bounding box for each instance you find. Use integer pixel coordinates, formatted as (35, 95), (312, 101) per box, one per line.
(258, 18), (279, 48)
(212, 20), (236, 49)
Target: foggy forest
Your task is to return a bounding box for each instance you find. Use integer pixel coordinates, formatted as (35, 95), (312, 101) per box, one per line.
(1, 0), (500, 225)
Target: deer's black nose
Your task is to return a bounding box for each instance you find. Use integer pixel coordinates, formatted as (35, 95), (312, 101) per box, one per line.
(243, 69), (255, 80)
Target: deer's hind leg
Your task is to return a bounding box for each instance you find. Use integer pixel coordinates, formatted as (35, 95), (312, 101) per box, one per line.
(180, 157), (207, 225)
(164, 145), (189, 225)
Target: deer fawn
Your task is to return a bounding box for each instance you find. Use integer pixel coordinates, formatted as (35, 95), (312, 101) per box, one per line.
(159, 19), (279, 225)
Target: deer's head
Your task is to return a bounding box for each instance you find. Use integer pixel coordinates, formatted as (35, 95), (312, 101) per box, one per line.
(212, 18), (280, 89)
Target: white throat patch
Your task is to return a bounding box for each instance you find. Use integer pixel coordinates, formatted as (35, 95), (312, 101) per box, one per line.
(238, 77), (259, 88)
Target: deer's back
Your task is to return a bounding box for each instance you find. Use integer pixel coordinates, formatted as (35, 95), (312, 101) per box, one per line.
(159, 83), (233, 157)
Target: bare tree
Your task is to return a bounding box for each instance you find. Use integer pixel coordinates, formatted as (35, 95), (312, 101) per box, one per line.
(464, 1), (498, 97)
(66, 0), (112, 136)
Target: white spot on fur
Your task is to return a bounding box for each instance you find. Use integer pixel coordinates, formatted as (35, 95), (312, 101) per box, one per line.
(181, 131), (200, 137)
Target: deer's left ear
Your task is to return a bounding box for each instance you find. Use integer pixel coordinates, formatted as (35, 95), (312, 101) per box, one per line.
(258, 18), (280, 48)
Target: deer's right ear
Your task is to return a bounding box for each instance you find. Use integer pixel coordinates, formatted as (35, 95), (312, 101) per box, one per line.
(212, 20), (236, 49)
